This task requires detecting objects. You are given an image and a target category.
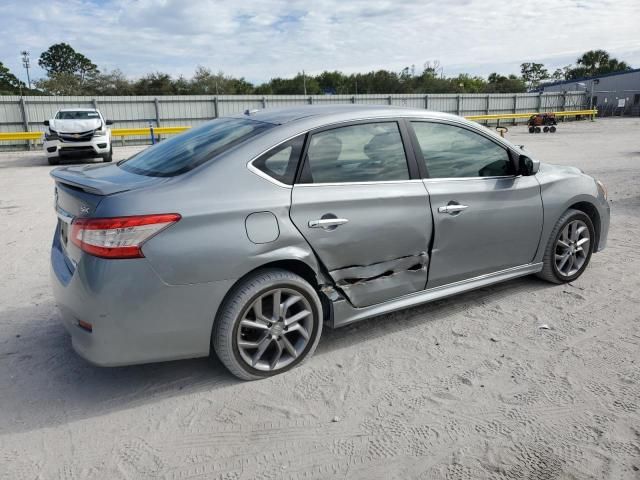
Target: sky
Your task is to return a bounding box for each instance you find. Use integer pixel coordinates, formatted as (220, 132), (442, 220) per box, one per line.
(1, 0), (638, 85)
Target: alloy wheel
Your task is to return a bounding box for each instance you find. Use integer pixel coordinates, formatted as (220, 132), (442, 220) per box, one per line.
(236, 288), (314, 372)
(554, 219), (590, 277)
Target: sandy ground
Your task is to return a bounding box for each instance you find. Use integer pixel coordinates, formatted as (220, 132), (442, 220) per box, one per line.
(0, 117), (639, 480)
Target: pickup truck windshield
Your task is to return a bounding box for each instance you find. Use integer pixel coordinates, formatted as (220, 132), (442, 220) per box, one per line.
(56, 111), (101, 119)
(119, 118), (273, 177)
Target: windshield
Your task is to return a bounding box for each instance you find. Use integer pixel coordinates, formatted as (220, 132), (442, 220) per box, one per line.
(55, 111), (101, 120)
(118, 118), (273, 177)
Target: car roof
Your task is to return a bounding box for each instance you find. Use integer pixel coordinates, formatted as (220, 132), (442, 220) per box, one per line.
(57, 108), (99, 112)
(232, 104), (463, 126)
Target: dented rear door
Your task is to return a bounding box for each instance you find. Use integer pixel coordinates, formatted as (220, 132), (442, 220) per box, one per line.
(289, 121), (433, 308)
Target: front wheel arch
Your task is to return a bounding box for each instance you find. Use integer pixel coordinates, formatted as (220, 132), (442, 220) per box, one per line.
(568, 201), (601, 251)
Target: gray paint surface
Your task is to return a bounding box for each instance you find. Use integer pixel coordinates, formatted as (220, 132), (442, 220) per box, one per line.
(49, 105), (609, 366)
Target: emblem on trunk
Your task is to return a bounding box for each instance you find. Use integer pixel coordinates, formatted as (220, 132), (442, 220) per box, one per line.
(80, 205), (90, 215)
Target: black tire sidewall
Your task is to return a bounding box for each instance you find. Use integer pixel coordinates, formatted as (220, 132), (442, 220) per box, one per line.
(215, 270), (323, 379)
(550, 211), (595, 283)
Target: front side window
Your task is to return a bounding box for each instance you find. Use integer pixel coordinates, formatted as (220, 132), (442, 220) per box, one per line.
(301, 122), (409, 183)
(119, 118), (273, 177)
(252, 135), (305, 185)
(412, 122), (514, 178)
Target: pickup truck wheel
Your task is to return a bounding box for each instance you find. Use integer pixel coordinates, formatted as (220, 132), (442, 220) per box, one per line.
(213, 268), (323, 380)
(537, 209), (595, 284)
(102, 146), (113, 162)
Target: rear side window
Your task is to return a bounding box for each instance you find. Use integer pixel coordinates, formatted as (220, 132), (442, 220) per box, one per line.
(300, 122), (409, 183)
(252, 135), (305, 185)
(119, 118), (273, 177)
(412, 122), (514, 178)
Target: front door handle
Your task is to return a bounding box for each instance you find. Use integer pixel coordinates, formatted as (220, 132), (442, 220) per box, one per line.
(438, 204), (469, 214)
(308, 218), (349, 229)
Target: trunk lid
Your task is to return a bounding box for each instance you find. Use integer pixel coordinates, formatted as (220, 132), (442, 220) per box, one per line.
(51, 162), (165, 196)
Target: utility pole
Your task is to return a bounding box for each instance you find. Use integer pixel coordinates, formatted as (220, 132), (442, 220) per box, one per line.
(302, 70), (307, 96)
(21, 50), (31, 90)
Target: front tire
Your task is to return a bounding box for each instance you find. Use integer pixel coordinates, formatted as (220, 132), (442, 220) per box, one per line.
(537, 209), (595, 284)
(101, 145), (113, 162)
(47, 156), (60, 166)
(213, 269), (323, 380)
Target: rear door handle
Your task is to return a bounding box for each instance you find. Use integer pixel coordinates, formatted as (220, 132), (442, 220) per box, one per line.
(438, 204), (469, 214)
(308, 218), (349, 229)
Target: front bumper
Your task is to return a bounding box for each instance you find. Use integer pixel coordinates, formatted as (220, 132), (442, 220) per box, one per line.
(596, 197), (610, 252)
(50, 225), (235, 366)
(44, 136), (110, 159)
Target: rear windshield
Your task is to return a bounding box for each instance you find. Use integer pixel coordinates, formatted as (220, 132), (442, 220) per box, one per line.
(56, 111), (100, 119)
(119, 118), (273, 177)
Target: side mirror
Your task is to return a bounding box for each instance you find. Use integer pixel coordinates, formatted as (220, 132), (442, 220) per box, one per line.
(519, 155), (540, 176)
(43, 120), (50, 126)
(105, 120), (114, 125)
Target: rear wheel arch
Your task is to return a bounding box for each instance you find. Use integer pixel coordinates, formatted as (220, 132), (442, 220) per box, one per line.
(210, 259), (332, 350)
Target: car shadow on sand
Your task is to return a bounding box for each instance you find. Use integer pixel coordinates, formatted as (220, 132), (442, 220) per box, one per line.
(0, 275), (555, 435)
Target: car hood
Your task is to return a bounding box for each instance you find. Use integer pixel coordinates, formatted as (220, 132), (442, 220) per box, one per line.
(538, 162), (583, 176)
(50, 118), (102, 133)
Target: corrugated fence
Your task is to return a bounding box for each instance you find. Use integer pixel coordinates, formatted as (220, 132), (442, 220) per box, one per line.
(0, 92), (587, 149)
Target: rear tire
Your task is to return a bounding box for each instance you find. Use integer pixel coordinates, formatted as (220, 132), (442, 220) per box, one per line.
(213, 268), (323, 380)
(550, 126), (557, 133)
(528, 126), (535, 133)
(537, 209), (595, 284)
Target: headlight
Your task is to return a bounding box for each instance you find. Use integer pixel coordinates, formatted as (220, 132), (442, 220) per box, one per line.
(596, 180), (607, 200)
(93, 128), (107, 137)
(45, 128), (58, 140)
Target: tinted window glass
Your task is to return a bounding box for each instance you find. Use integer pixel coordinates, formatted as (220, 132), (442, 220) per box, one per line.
(119, 118), (273, 177)
(252, 135), (305, 185)
(56, 111), (100, 119)
(412, 122), (513, 178)
(302, 122), (409, 183)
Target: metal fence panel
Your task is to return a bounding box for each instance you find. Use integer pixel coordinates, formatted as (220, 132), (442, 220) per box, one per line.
(0, 92), (587, 149)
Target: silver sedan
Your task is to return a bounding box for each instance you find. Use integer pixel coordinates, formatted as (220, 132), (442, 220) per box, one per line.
(50, 105), (610, 380)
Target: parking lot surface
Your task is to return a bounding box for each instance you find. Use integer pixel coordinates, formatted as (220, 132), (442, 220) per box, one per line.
(1, 118), (639, 479)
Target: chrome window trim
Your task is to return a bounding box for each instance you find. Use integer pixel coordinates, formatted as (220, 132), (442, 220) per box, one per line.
(246, 132), (306, 189)
(245, 113), (518, 188)
(295, 179), (424, 187)
(423, 175), (519, 182)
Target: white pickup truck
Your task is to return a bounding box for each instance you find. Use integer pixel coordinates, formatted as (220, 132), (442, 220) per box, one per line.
(43, 108), (113, 165)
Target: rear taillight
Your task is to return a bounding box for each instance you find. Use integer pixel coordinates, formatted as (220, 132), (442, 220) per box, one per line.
(70, 214), (181, 259)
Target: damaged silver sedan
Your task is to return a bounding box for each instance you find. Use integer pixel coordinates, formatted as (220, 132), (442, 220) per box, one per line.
(50, 105), (610, 380)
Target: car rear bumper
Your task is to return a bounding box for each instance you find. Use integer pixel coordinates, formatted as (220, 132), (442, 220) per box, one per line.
(50, 226), (235, 366)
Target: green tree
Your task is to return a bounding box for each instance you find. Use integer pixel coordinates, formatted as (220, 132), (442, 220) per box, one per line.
(190, 66), (255, 94)
(34, 72), (82, 95)
(133, 72), (176, 95)
(485, 73), (526, 93)
(520, 62), (549, 89)
(84, 69), (134, 95)
(0, 61), (25, 94)
(566, 49), (631, 79)
(38, 43), (98, 83)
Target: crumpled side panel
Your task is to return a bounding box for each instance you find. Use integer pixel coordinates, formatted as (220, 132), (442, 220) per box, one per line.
(330, 252), (429, 307)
